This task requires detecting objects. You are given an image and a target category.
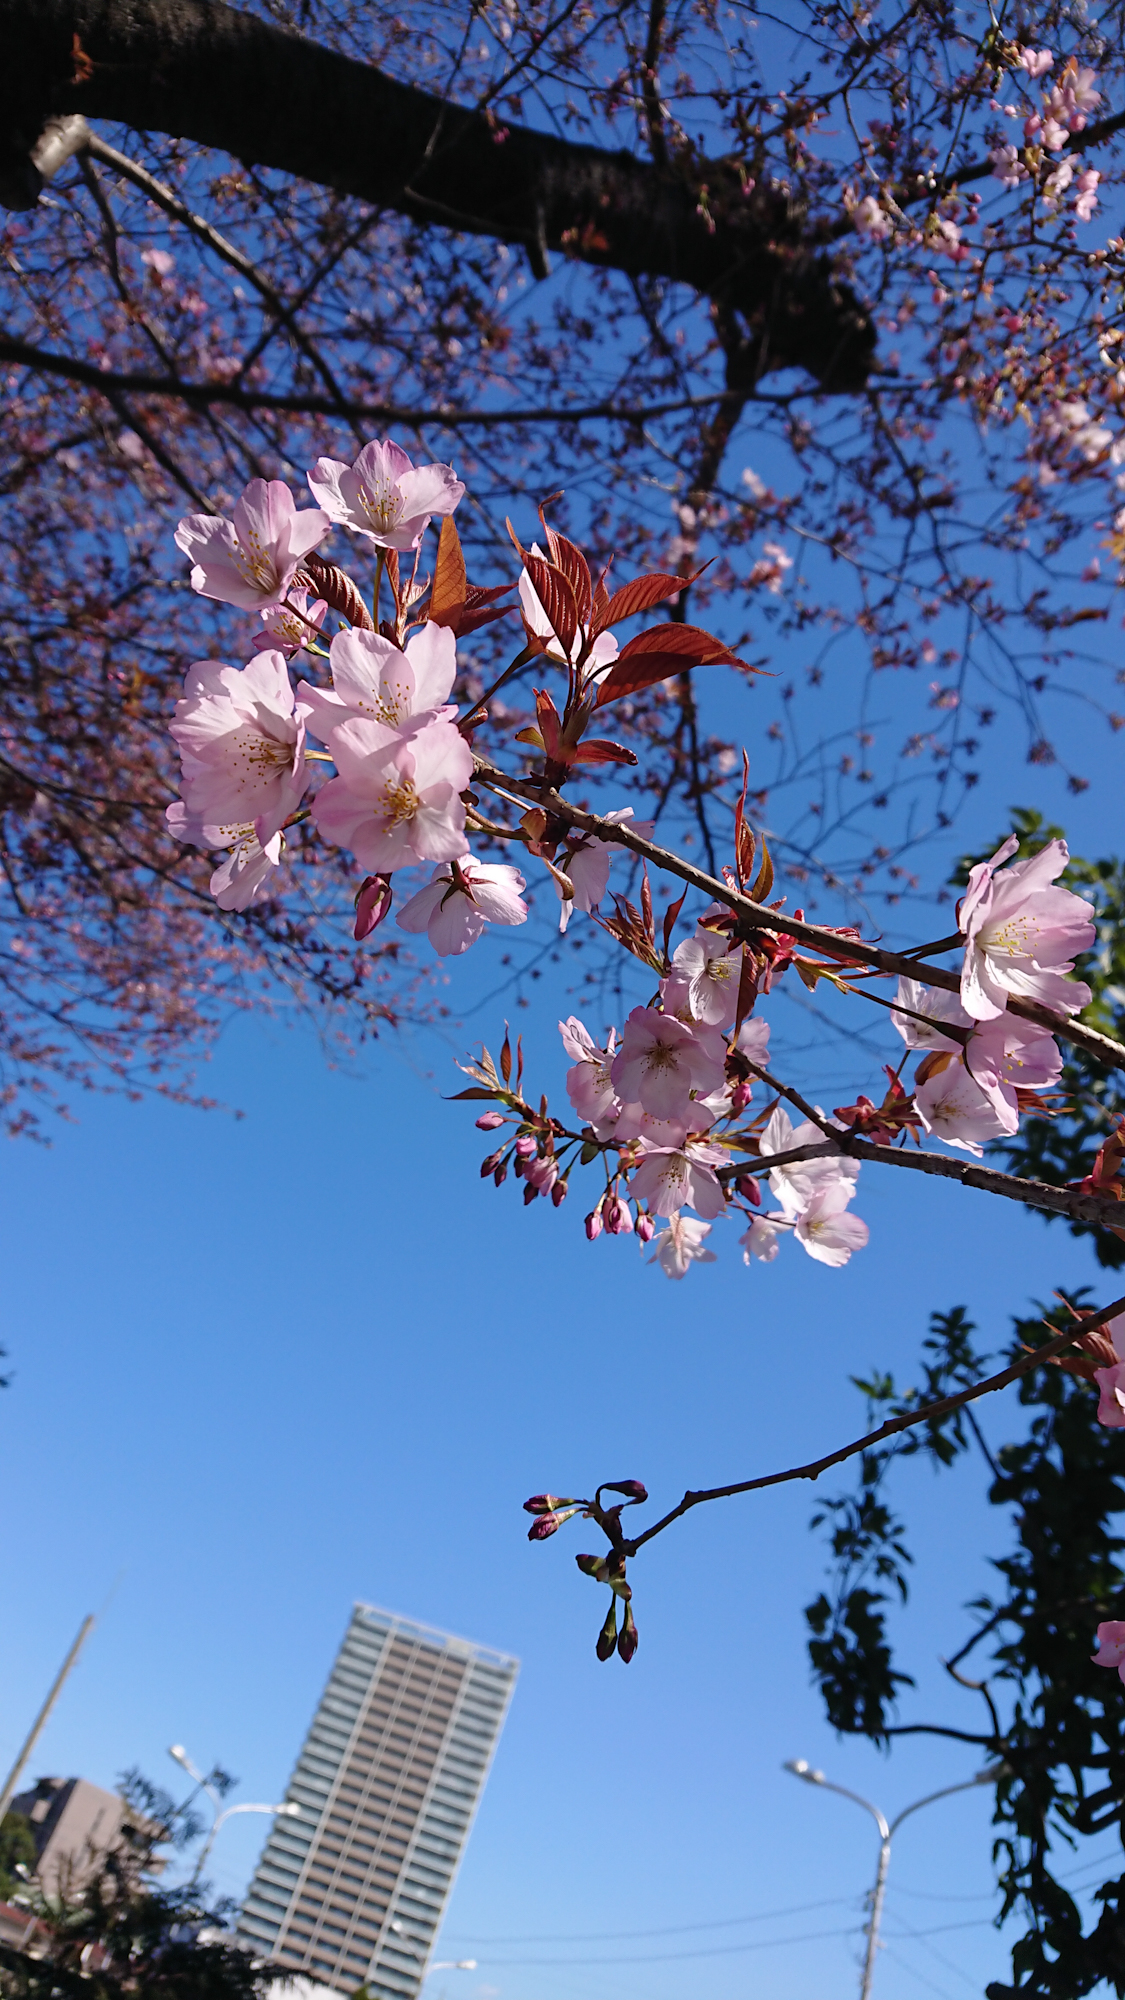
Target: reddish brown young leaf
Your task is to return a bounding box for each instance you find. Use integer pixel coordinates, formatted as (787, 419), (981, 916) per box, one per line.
(300, 553), (374, 631)
(542, 527), (593, 624)
(569, 738), (639, 767)
(595, 623), (755, 705)
(640, 863), (654, 944)
(534, 687), (563, 759)
(748, 833), (774, 904)
(593, 565), (708, 633)
(733, 748), (755, 889)
(428, 514), (467, 629)
(662, 885), (688, 963)
(524, 553), (580, 660)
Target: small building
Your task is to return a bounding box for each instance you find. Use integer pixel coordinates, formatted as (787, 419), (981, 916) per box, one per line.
(10, 1778), (160, 1899)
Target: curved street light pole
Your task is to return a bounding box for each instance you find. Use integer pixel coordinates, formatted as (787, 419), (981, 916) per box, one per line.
(784, 1758), (998, 2000)
(167, 1745), (300, 1888)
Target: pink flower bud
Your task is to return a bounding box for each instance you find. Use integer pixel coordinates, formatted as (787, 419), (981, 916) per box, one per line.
(617, 1602), (639, 1664)
(480, 1150), (503, 1177)
(515, 1134), (536, 1158)
(551, 1178), (568, 1207)
(528, 1511), (562, 1540)
(605, 1480), (648, 1502)
(604, 1196), (634, 1235)
(636, 1212), (655, 1243)
(730, 1080), (753, 1114)
(736, 1174), (762, 1207)
(523, 1181), (539, 1204)
(493, 1162), (508, 1187)
(596, 1600), (618, 1662)
(475, 1110), (506, 1130)
(585, 1207), (603, 1241)
(354, 873), (393, 940)
(524, 1493), (567, 1514)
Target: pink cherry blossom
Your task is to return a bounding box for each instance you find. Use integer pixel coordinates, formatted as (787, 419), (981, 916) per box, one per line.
(175, 479), (330, 610)
(629, 1137), (728, 1219)
(891, 976), (972, 1051)
(610, 1007), (726, 1122)
(299, 622), (458, 742)
(312, 716), (473, 871)
(1015, 45), (1054, 78)
(741, 1216), (782, 1263)
(664, 928), (743, 1026)
(614, 1097), (716, 1147)
(165, 800), (284, 911)
(913, 1056), (1008, 1154)
(759, 1105), (859, 1216)
(964, 1016), (1062, 1132)
(395, 854), (527, 955)
(958, 834), (1095, 1020)
(518, 545), (620, 673)
(734, 1016), (771, 1065)
(1093, 1314), (1125, 1428)
(649, 1212), (716, 1279)
(990, 143), (1029, 189)
(1058, 62), (1101, 125)
(1074, 168), (1100, 222)
(848, 193), (891, 241)
(554, 808), (655, 933)
(560, 1018), (620, 1134)
(306, 437), (464, 550)
(1092, 1621), (1125, 1678)
(169, 652), (309, 841)
(255, 588), (327, 657)
(794, 1184), (870, 1267)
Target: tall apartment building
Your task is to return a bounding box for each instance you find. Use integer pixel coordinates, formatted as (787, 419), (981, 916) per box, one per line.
(237, 1605), (518, 2000)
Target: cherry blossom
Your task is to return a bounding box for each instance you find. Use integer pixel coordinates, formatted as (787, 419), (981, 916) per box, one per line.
(958, 834), (1095, 1020)
(554, 808), (654, 933)
(965, 1016), (1062, 1132)
(165, 800), (283, 911)
(733, 1017), (771, 1065)
(664, 928), (743, 1026)
(312, 716), (473, 870)
(794, 1185), (870, 1267)
(759, 1105), (859, 1215)
(847, 193), (891, 241)
(306, 437), (464, 550)
(299, 623), (457, 742)
(1092, 1622), (1125, 1680)
(990, 144), (1029, 189)
(396, 854), (527, 955)
(1014, 45), (1054, 78)
(1093, 1314), (1125, 1429)
(649, 1213), (717, 1279)
(255, 588), (327, 657)
(610, 1007), (726, 1122)
(629, 1137), (728, 1219)
(891, 976), (972, 1051)
(1074, 168), (1101, 222)
(560, 1018), (620, 1135)
(169, 653), (309, 841)
(741, 1216), (782, 1263)
(175, 479), (330, 610)
(518, 545), (620, 673)
(913, 1056), (1008, 1154)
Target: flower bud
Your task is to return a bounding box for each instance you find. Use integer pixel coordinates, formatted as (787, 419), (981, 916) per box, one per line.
(617, 1601), (638, 1664)
(729, 1080), (753, 1115)
(604, 1480), (648, 1503)
(515, 1134), (536, 1158)
(575, 1553), (608, 1580)
(596, 1599), (618, 1662)
(736, 1174), (762, 1207)
(551, 1178), (568, 1208)
(636, 1211), (655, 1243)
(523, 1181), (539, 1204)
(480, 1150), (503, 1177)
(523, 1494), (565, 1514)
(475, 1110), (506, 1131)
(493, 1162), (508, 1187)
(585, 1207), (603, 1241)
(353, 873), (393, 940)
(604, 1196), (634, 1235)
(527, 1505), (579, 1541)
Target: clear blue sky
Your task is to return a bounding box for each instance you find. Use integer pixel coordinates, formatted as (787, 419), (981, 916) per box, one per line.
(2, 744), (1121, 2000)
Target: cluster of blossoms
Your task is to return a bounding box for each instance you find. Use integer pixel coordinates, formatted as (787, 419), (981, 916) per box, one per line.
(165, 446), (1100, 1289)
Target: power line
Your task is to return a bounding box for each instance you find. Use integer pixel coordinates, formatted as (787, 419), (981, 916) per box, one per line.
(444, 1891), (856, 1947)
(473, 1921), (866, 1968)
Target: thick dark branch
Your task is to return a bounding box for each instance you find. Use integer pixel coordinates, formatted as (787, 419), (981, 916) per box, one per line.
(621, 1293), (1125, 1556)
(473, 762), (1125, 1074)
(0, 0), (874, 390)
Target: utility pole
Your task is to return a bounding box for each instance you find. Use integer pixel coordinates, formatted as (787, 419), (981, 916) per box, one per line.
(0, 1616), (95, 1822)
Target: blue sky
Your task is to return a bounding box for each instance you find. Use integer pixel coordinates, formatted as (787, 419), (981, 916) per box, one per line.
(2, 756), (1123, 2000)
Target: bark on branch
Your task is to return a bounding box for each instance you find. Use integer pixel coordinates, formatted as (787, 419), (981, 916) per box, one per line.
(0, 0), (876, 391)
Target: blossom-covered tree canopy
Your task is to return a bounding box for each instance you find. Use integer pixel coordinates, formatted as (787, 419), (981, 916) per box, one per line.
(5, 0), (1125, 1131)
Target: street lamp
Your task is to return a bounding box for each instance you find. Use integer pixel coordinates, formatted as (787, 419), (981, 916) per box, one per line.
(167, 1744), (301, 1886)
(387, 1922), (476, 1973)
(783, 1756), (1000, 2000)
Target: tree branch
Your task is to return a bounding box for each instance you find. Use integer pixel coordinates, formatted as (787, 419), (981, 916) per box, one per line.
(1, 0), (874, 390)
(619, 1292), (1125, 1557)
(472, 761), (1125, 1073)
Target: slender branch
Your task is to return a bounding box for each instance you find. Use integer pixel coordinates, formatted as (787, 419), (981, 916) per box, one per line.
(619, 1292), (1125, 1557)
(471, 760), (1125, 1073)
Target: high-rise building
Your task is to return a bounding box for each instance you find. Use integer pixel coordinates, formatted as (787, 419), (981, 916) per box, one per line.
(237, 1604), (517, 2000)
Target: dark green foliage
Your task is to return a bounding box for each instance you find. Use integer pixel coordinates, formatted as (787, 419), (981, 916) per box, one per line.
(0, 1814), (37, 1902)
(958, 810), (1125, 1269)
(806, 1295), (1125, 1997)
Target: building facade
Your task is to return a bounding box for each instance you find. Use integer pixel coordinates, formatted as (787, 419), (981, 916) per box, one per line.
(237, 1605), (518, 1999)
(10, 1777), (162, 1898)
